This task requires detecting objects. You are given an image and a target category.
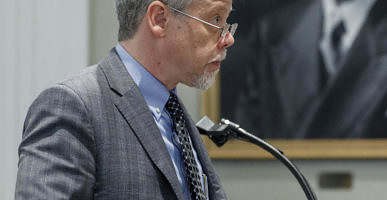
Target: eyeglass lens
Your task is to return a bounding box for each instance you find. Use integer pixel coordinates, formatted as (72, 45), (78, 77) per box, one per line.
(221, 23), (238, 38)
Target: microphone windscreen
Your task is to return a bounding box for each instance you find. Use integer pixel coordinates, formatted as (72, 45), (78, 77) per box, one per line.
(196, 116), (216, 133)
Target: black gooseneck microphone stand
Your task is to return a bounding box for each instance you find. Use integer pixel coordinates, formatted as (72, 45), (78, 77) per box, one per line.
(196, 116), (318, 200)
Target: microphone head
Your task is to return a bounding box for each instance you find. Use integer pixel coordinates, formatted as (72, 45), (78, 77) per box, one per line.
(196, 116), (229, 147)
(196, 116), (216, 133)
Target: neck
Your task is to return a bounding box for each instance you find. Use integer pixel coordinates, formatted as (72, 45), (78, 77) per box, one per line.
(120, 36), (179, 91)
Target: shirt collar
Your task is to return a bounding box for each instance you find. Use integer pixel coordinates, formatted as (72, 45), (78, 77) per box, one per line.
(339, 0), (376, 34)
(321, 0), (376, 51)
(115, 43), (172, 120)
(322, 0), (377, 30)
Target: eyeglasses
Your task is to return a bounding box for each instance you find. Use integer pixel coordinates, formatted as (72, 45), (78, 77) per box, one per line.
(168, 6), (238, 39)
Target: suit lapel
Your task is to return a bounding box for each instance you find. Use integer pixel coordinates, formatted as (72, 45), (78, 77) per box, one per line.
(269, 0), (324, 135)
(335, 0), (386, 75)
(99, 49), (184, 199)
(332, 19), (373, 85)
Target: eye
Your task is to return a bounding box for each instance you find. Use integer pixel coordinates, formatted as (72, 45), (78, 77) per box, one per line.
(212, 15), (221, 25)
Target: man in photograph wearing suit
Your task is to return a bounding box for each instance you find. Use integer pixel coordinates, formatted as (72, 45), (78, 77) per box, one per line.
(235, 0), (387, 138)
(15, 0), (235, 199)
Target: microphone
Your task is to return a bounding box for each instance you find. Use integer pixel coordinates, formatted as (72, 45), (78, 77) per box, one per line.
(196, 116), (318, 200)
(196, 116), (231, 147)
(196, 116), (249, 147)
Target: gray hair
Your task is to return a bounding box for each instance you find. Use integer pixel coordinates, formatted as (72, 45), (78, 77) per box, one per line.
(115, 0), (192, 41)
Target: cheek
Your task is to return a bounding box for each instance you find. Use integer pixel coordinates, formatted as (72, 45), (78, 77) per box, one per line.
(191, 38), (212, 59)
(182, 30), (217, 70)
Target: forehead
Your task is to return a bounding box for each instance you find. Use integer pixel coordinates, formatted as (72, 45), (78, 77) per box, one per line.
(188, 0), (233, 14)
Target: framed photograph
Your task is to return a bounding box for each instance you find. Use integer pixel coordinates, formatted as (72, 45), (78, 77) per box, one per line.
(201, 0), (387, 159)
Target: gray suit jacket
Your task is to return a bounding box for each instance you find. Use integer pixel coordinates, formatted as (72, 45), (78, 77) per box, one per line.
(15, 49), (227, 200)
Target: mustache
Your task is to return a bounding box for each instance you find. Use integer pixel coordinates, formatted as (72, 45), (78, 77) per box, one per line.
(209, 49), (227, 63)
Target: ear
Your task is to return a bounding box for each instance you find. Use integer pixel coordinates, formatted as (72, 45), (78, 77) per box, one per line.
(146, 1), (169, 38)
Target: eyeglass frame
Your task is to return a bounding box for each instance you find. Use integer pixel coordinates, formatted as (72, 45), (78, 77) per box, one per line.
(167, 6), (238, 39)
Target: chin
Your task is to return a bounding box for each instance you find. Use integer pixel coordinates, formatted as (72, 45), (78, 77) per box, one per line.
(192, 69), (219, 90)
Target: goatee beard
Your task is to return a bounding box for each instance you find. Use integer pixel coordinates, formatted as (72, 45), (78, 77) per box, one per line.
(193, 69), (219, 90)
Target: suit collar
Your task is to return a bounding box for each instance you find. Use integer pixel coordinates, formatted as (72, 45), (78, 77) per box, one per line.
(98, 48), (135, 96)
(330, 0), (382, 83)
(323, 0), (385, 79)
(115, 44), (170, 121)
(98, 49), (184, 200)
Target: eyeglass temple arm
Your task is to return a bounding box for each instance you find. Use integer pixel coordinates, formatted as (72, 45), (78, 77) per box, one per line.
(168, 6), (223, 30)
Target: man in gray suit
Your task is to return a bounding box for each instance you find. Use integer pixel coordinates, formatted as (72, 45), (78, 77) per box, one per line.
(15, 0), (235, 199)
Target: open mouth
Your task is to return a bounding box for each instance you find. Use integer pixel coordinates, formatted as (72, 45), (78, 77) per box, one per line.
(211, 61), (221, 67)
(209, 50), (227, 68)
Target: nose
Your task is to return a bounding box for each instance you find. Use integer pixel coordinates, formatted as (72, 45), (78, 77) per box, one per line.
(217, 33), (235, 49)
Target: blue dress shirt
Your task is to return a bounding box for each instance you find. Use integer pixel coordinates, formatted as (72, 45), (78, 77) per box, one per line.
(115, 44), (208, 200)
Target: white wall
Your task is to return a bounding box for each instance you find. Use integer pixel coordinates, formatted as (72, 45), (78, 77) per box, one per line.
(0, 0), (89, 199)
(89, 0), (118, 65)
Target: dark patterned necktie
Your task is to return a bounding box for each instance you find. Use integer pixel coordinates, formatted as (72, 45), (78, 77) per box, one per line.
(165, 92), (206, 200)
(331, 20), (346, 67)
(320, 18), (347, 76)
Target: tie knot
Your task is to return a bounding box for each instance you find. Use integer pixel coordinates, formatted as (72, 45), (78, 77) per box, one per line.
(336, 0), (351, 5)
(332, 20), (346, 48)
(165, 92), (184, 119)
